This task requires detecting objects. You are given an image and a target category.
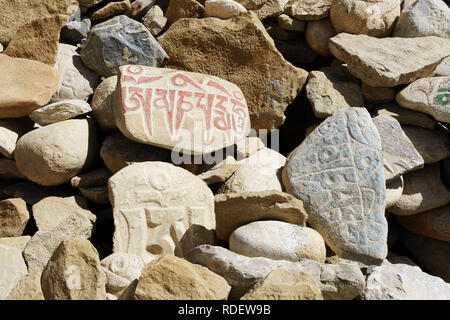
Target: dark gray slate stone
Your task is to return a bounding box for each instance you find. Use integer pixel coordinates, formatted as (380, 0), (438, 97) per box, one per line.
(80, 15), (168, 77)
(283, 108), (388, 265)
(61, 18), (91, 45)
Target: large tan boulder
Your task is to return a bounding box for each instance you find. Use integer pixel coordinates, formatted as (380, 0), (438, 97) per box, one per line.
(0, 198), (29, 237)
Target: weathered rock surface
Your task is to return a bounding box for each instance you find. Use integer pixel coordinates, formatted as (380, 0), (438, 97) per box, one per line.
(165, 0), (205, 25)
(142, 5), (167, 36)
(90, 76), (117, 132)
(196, 156), (240, 184)
(6, 270), (44, 300)
(0, 245), (28, 299)
(90, 0), (131, 21)
(319, 261), (365, 300)
(0, 118), (34, 159)
(0, 198), (29, 237)
(376, 104), (436, 129)
(29, 100), (92, 126)
(285, 0), (331, 21)
(305, 18), (336, 56)
(204, 0), (247, 19)
(283, 108), (388, 265)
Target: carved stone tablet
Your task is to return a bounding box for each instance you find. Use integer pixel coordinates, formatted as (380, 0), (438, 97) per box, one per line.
(283, 108), (387, 265)
(113, 65), (251, 155)
(108, 161), (216, 264)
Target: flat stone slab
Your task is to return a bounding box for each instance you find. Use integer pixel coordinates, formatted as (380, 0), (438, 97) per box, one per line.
(29, 100), (92, 126)
(114, 65), (251, 155)
(283, 108), (388, 265)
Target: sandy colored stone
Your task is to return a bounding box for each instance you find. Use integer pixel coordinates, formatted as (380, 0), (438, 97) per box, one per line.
(0, 0), (78, 46)
(78, 0), (103, 7)
(388, 163), (450, 216)
(386, 175), (403, 208)
(204, 0), (247, 19)
(362, 84), (395, 104)
(435, 56), (450, 77)
(0, 118), (34, 158)
(29, 99), (92, 126)
(79, 186), (110, 204)
(285, 0), (331, 21)
(41, 238), (107, 300)
(52, 43), (100, 102)
(90, 76), (117, 132)
(0, 245), (28, 299)
(142, 5), (167, 36)
(125, 0), (157, 18)
(305, 18), (336, 56)
(214, 190), (308, 241)
(319, 261), (365, 300)
(90, 0), (131, 21)
(230, 221), (326, 263)
(277, 14), (305, 31)
(396, 76), (450, 123)
(158, 12), (308, 131)
(71, 168), (112, 188)
(15, 119), (99, 186)
(330, 0), (400, 37)
(242, 269), (323, 300)
(109, 162), (216, 264)
(196, 156), (240, 184)
(235, 136), (265, 159)
(329, 33), (450, 87)
(306, 66), (364, 118)
(401, 125), (450, 163)
(249, 0), (289, 19)
(0, 236), (31, 252)
(113, 66), (251, 155)
(375, 104), (436, 129)
(6, 271), (44, 300)
(0, 198), (29, 237)
(134, 256), (231, 300)
(165, 0), (204, 25)
(3, 15), (68, 65)
(0, 54), (59, 118)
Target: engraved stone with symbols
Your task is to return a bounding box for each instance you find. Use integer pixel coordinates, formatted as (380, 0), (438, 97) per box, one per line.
(108, 161), (216, 264)
(283, 108), (388, 265)
(113, 65), (251, 155)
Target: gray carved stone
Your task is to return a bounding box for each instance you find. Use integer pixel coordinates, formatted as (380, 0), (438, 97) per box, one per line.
(283, 108), (388, 265)
(372, 115), (424, 182)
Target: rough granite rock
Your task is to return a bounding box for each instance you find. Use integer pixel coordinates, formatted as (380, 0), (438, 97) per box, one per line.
(204, 0), (248, 19)
(305, 18), (336, 56)
(90, 76), (117, 132)
(0, 118), (34, 159)
(376, 104), (436, 129)
(6, 270), (44, 300)
(285, 0), (331, 21)
(165, 0), (204, 25)
(329, 33), (450, 87)
(214, 191), (308, 241)
(283, 108), (388, 265)
(0, 198), (29, 237)
(158, 12), (308, 131)
(29, 100), (92, 126)
(0, 245), (28, 300)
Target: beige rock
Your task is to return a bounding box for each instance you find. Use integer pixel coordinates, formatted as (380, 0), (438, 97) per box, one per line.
(79, 186), (110, 204)
(0, 198), (29, 237)
(78, 0), (103, 7)
(0, 54), (59, 118)
(362, 84), (395, 104)
(6, 271), (44, 300)
(90, 76), (117, 132)
(214, 190), (308, 241)
(250, 0), (289, 20)
(330, 0), (400, 37)
(32, 196), (96, 232)
(0, 0), (78, 46)
(165, 0), (204, 25)
(306, 66), (363, 118)
(277, 14), (305, 31)
(100, 133), (171, 174)
(396, 76), (450, 123)
(388, 164), (450, 216)
(90, 0), (131, 21)
(142, 5), (167, 36)
(52, 43), (100, 102)
(3, 15), (68, 65)
(158, 12), (308, 131)
(434, 56), (450, 77)
(29, 99), (92, 126)
(71, 168), (112, 187)
(41, 238), (107, 300)
(230, 221), (326, 263)
(386, 175), (403, 208)
(305, 18), (336, 56)
(0, 236), (31, 252)
(0, 118), (34, 158)
(329, 33), (450, 87)
(109, 162), (216, 264)
(242, 269), (323, 300)
(376, 104), (436, 129)
(134, 256), (231, 300)
(285, 0), (331, 21)
(204, 0), (247, 19)
(319, 261), (366, 300)
(0, 245), (28, 299)
(235, 136), (265, 158)
(197, 156), (240, 184)
(15, 119), (99, 186)
(113, 66), (251, 155)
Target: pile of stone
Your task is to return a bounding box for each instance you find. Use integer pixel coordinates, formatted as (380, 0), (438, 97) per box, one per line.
(0, 0), (449, 300)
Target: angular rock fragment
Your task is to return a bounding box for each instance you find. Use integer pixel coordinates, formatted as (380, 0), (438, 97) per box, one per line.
(29, 100), (92, 126)
(0, 198), (29, 237)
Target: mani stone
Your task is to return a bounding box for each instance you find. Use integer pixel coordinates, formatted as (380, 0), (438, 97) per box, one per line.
(372, 115), (424, 182)
(386, 176), (403, 208)
(361, 260), (450, 300)
(165, 0), (204, 25)
(52, 43), (100, 102)
(0, 118), (34, 158)
(396, 76), (450, 123)
(229, 221), (326, 263)
(204, 0), (248, 19)
(142, 5), (167, 36)
(0, 0), (78, 46)
(109, 162), (216, 264)
(100, 133), (171, 174)
(0, 198), (29, 237)
(388, 164), (450, 216)
(306, 66), (364, 118)
(401, 125), (450, 164)
(90, 0), (131, 21)
(0, 54), (58, 118)
(283, 108), (388, 265)
(15, 119), (99, 186)
(277, 14), (305, 31)
(32, 196), (96, 232)
(134, 256), (231, 300)
(41, 238), (107, 300)
(81, 15), (168, 78)
(362, 84), (395, 104)
(241, 269), (323, 300)
(0, 245), (28, 300)
(329, 33), (450, 87)
(285, 0), (331, 21)
(91, 76), (118, 132)
(6, 270), (44, 300)
(113, 66), (251, 155)
(330, 0), (400, 38)
(158, 12), (308, 131)
(214, 191), (308, 241)
(395, 204), (450, 242)
(29, 100), (92, 126)
(305, 18), (336, 56)
(376, 104), (436, 129)
(0, 236), (31, 252)
(393, 0), (450, 39)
